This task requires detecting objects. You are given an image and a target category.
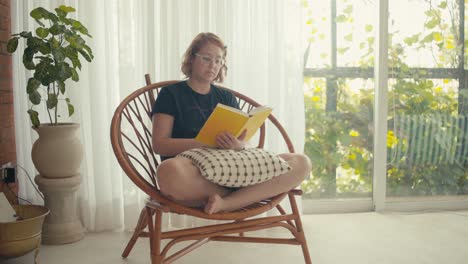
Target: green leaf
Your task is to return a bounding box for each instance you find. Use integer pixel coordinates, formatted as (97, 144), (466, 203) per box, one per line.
(26, 78), (41, 94)
(58, 5), (76, 13)
(359, 42), (365, 49)
(425, 19), (439, 29)
(27, 109), (40, 128)
(46, 13), (59, 23)
(29, 91), (42, 105)
(343, 5), (353, 14)
(50, 37), (60, 49)
(64, 46), (78, 58)
(19, 31), (32, 38)
(6, 37), (19, 53)
(83, 44), (94, 60)
(337, 47), (350, 54)
(63, 63), (73, 80)
(71, 20), (83, 29)
(59, 16), (72, 25)
(69, 20), (92, 37)
(404, 34), (420, 46)
(70, 55), (81, 69)
(344, 33), (353, 42)
(30, 7), (49, 20)
(421, 33), (434, 43)
(46, 93), (58, 109)
(56, 62), (72, 81)
(67, 35), (85, 49)
(37, 42), (50, 55)
(34, 60), (57, 86)
(77, 48), (92, 62)
(55, 8), (67, 17)
(66, 98), (75, 116)
(57, 80), (66, 94)
(22, 47), (36, 70)
(71, 68), (79, 81)
(35, 27), (49, 38)
(365, 24), (373, 33)
(52, 48), (66, 62)
(49, 24), (65, 35)
(26, 36), (39, 50)
(335, 15), (346, 23)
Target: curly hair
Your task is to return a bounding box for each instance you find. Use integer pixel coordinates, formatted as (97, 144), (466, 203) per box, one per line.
(181, 32), (228, 83)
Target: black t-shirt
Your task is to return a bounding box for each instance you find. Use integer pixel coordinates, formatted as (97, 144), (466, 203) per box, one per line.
(152, 81), (239, 158)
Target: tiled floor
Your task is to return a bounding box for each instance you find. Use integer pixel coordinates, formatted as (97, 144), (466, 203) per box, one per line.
(3, 211), (468, 264)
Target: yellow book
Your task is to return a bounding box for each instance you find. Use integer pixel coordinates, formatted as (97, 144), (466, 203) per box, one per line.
(195, 103), (273, 147)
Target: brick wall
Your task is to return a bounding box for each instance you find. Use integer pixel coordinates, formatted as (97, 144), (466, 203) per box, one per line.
(0, 0), (15, 166)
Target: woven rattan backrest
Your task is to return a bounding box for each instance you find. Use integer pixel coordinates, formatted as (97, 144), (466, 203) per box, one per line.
(110, 79), (295, 199)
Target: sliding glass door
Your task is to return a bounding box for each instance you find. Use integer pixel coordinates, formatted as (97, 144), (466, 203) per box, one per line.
(301, 0), (467, 212)
(386, 0), (467, 201)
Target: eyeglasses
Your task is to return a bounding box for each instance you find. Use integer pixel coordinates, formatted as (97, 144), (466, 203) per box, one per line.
(194, 53), (225, 66)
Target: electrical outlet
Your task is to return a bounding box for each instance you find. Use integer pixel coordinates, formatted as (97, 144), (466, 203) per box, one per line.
(1, 163), (17, 184)
(3, 168), (16, 183)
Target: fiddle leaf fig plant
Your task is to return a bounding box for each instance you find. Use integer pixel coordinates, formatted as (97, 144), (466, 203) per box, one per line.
(7, 5), (94, 128)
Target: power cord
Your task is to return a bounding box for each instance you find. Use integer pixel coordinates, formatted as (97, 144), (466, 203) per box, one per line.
(5, 183), (32, 204)
(15, 163), (44, 200)
(1, 162), (44, 202)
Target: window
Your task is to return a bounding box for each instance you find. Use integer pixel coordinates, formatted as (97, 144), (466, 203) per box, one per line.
(301, 0), (467, 207)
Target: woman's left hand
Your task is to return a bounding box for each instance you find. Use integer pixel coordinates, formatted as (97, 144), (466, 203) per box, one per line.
(215, 130), (246, 151)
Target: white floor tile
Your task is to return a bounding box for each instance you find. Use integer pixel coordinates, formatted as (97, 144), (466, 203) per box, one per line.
(2, 211), (468, 264)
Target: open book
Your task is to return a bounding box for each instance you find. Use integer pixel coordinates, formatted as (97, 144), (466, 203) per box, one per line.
(195, 103), (272, 147)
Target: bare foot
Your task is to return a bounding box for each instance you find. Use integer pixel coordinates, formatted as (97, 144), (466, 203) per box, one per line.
(204, 194), (225, 214)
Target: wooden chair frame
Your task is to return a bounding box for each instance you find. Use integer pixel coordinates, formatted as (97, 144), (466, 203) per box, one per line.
(110, 74), (312, 263)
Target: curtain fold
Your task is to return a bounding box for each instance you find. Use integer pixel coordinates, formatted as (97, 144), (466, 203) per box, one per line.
(11, 0), (304, 231)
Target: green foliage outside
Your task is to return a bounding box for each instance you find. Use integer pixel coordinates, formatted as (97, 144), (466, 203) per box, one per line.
(301, 0), (468, 198)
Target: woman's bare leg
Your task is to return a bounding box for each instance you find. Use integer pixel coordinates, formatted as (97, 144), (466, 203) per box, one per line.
(156, 157), (231, 207)
(205, 153), (311, 214)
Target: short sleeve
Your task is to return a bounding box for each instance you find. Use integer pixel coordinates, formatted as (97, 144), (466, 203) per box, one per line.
(224, 90), (239, 109)
(152, 87), (176, 116)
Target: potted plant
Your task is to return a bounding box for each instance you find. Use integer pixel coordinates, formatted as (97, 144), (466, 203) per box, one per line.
(7, 5), (93, 178)
(6, 5), (93, 244)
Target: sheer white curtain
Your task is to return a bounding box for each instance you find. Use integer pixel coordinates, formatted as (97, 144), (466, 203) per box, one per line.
(11, 0), (304, 231)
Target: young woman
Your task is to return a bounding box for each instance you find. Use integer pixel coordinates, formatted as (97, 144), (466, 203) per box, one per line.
(152, 32), (311, 214)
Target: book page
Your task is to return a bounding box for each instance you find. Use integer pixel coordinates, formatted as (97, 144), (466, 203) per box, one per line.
(248, 105), (272, 116)
(218, 103), (248, 116)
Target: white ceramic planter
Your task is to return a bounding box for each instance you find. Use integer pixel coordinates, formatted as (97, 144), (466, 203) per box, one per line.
(31, 123), (83, 178)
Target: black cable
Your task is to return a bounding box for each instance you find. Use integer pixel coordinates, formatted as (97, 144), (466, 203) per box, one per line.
(15, 163), (44, 200)
(5, 182), (32, 204)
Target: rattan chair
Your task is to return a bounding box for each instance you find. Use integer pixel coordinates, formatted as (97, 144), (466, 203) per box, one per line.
(110, 74), (312, 264)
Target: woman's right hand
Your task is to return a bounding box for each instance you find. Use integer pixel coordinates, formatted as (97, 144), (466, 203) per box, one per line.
(215, 130), (247, 151)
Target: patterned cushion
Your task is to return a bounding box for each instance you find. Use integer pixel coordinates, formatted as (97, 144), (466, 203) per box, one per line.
(178, 148), (291, 187)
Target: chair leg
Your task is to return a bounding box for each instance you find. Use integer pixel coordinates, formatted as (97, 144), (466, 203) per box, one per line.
(122, 206), (150, 258)
(297, 228), (312, 264)
(150, 209), (163, 264)
(289, 193), (312, 264)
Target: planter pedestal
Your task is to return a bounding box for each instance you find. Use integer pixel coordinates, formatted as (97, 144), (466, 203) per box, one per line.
(31, 123), (84, 245)
(34, 174), (84, 245)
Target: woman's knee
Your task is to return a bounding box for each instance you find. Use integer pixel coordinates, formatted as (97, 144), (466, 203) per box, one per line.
(290, 154), (312, 182)
(156, 159), (184, 197)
